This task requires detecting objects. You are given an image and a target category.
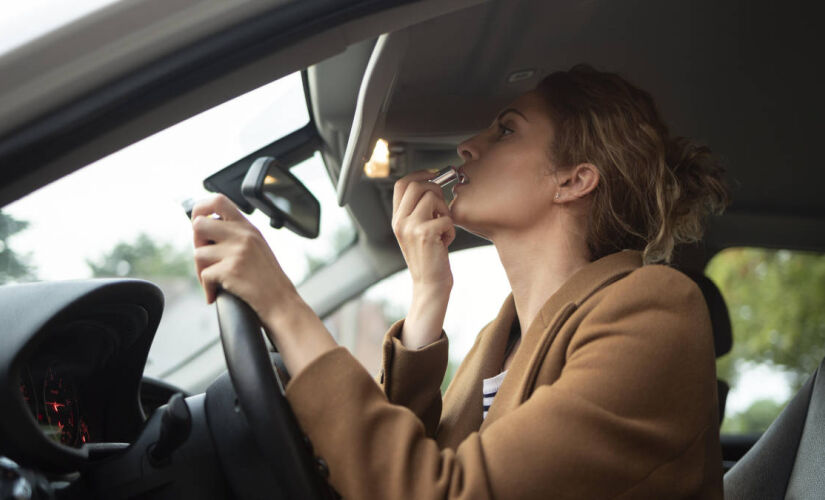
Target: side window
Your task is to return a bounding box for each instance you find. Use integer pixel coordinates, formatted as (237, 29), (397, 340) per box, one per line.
(324, 245), (510, 390)
(707, 248), (825, 435)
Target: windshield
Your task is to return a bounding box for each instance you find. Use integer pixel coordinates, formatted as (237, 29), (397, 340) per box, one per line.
(1, 71), (355, 389)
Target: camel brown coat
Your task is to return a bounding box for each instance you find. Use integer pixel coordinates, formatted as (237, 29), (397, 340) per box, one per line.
(285, 250), (724, 499)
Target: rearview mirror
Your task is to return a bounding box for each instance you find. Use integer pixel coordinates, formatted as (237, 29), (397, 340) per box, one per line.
(241, 157), (320, 238)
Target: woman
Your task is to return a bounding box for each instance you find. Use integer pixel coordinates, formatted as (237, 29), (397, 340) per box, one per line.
(190, 65), (730, 499)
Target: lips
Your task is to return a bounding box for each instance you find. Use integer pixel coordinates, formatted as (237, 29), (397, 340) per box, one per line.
(457, 166), (469, 184)
(451, 167), (469, 197)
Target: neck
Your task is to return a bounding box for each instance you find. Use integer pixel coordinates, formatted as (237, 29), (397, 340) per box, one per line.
(491, 217), (590, 336)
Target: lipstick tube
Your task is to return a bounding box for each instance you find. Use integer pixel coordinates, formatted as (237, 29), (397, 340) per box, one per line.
(429, 166), (466, 187)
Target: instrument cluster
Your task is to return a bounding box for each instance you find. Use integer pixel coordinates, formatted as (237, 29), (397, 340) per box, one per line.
(0, 279), (164, 470)
(19, 364), (93, 448)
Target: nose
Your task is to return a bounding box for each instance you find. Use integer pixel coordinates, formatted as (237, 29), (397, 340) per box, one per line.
(457, 133), (480, 162)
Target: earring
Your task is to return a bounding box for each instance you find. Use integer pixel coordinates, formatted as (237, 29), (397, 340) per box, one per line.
(554, 192), (560, 200)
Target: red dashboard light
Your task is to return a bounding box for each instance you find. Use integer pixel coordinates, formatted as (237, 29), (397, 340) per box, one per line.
(46, 401), (65, 412)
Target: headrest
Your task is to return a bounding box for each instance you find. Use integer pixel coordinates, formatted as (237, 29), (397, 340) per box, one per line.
(683, 270), (733, 357)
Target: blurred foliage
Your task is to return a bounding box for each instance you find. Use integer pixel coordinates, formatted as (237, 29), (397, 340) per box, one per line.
(722, 398), (788, 435)
(708, 248), (825, 390)
(0, 211), (35, 284)
(87, 233), (197, 283)
(708, 247), (825, 433)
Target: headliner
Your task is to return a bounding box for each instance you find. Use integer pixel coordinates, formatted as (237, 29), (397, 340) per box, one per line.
(376, 0), (824, 218)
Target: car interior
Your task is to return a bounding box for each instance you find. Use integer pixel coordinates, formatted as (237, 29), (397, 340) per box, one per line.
(0, 0), (823, 498)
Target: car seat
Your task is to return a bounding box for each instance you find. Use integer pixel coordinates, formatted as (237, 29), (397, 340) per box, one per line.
(683, 270), (766, 470)
(723, 356), (825, 498)
(683, 271), (733, 422)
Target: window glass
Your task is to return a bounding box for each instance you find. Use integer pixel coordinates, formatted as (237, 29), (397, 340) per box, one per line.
(325, 245), (510, 391)
(1, 72), (355, 387)
(707, 247), (825, 434)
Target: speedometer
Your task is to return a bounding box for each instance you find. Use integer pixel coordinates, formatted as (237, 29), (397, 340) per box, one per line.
(41, 366), (88, 447)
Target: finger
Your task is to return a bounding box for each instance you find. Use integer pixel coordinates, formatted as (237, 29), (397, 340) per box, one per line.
(199, 259), (236, 304)
(416, 189), (451, 219)
(199, 261), (221, 304)
(192, 214), (237, 247)
(190, 193), (244, 222)
(193, 243), (226, 279)
(416, 215), (456, 246)
(441, 219), (457, 247)
(393, 170), (437, 215)
(408, 190), (449, 225)
(395, 181), (446, 220)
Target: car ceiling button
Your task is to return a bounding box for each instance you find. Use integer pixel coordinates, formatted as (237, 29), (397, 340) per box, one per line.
(507, 68), (536, 84)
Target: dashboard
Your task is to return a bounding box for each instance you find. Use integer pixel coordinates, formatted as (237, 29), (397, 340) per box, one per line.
(0, 279), (165, 471)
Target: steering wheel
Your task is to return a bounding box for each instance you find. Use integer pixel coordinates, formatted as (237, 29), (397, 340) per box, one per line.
(215, 291), (332, 499)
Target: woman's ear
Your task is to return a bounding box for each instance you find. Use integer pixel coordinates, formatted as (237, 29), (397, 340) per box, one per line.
(555, 163), (600, 202)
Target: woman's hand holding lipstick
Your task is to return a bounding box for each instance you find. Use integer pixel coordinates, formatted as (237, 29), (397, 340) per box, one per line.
(392, 170), (456, 349)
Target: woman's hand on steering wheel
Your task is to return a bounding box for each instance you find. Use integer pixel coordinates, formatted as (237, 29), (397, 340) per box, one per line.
(191, 194), (296, 315)
(190, 194), (336, 376)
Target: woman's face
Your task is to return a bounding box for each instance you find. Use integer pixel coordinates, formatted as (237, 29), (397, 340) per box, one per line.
(450, 90), (561, 239)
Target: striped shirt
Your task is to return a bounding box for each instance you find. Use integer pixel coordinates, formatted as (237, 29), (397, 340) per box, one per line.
(482, 370), (508, 420)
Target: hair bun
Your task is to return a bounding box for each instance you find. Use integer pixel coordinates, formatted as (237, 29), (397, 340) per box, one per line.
(664, 137), (730, 252)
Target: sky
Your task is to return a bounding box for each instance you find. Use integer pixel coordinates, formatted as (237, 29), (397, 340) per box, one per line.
(0, 2), (793, 417)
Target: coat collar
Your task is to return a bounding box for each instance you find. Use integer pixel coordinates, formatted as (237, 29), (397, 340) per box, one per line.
(481, 250), (643, 377)
(439, 251), (644, 445)
(477, 250), (642, 430)
(529, 249), (643, 331)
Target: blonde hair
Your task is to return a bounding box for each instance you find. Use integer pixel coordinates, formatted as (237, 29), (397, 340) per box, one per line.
(536, 65), (730, 264)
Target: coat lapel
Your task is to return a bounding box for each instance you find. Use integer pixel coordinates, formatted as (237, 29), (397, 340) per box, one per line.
(436, 296), (516, 449)
(480, 250), (643, 429)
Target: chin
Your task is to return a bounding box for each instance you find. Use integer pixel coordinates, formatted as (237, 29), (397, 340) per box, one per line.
(448, 195), (466, 223)
(449, 199), (492, 241)
(455, 222), (492, 242)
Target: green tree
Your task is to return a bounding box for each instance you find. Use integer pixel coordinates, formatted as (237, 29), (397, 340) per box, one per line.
(708, 248), (825, 433)
(0, 211), (35, 283)
(708, 248), (825, 391)
(721, 398), (788, 434)
(87, 233), (197, 283)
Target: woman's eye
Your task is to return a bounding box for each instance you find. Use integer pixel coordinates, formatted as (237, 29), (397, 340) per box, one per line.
(497, 124), (514, 138)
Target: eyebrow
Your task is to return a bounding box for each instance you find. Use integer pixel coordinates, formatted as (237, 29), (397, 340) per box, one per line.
(493, 108), (529, 126)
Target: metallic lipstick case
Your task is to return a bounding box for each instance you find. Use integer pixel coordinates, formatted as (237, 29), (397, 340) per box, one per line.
(429, 166), (467, 187)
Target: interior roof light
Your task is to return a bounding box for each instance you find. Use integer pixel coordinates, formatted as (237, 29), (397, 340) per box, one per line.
(364, 138), (390, 178)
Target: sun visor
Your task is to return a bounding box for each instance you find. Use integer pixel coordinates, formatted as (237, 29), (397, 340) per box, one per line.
(336, 30), (409, 207)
